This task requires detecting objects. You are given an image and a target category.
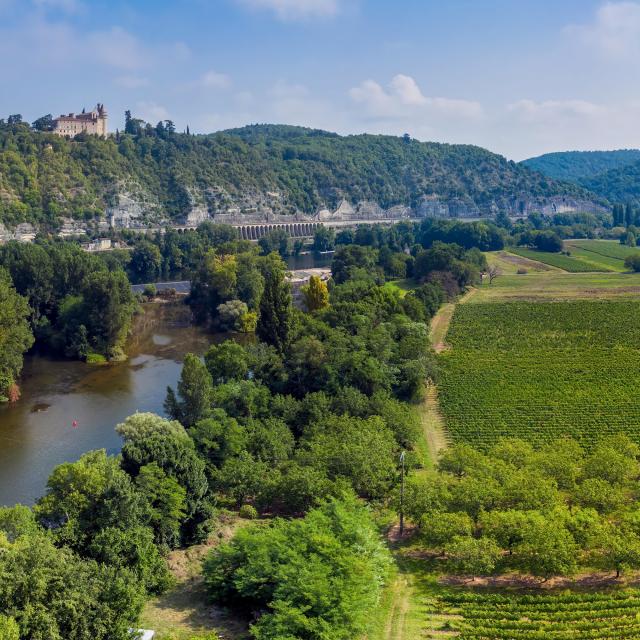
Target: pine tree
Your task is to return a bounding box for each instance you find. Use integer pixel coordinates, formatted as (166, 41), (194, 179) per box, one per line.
(256, 253), (292, 353)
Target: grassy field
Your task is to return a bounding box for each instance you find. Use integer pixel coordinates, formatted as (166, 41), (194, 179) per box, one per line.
(384, 278), (416, 297)
(564, 239), (640, 273)
(568, 239), (640, 261)
(471, 269), (640, 303)
(509, 247), (609, 272)
(485, 250), (559, 274)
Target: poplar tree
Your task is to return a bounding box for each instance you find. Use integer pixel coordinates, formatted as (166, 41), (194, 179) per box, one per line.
(257, 253), (292, 353)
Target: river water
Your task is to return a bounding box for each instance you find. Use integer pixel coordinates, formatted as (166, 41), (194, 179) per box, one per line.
(0, 252), (334, 507)
(0, 304), (216, 507)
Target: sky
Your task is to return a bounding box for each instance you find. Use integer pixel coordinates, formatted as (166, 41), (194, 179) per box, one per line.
(1, 0), (640, 160)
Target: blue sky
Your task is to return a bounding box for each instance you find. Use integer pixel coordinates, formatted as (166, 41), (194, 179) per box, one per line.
(1, 0), (640, 159)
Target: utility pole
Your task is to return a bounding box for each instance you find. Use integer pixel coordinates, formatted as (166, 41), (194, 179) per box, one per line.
(399, 450), (406, 536)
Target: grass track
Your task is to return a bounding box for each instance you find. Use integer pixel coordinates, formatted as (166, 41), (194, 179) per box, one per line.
(509, 247), (609, 272)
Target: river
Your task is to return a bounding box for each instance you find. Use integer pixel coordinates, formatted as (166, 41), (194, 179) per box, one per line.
(0, 304), (218, 507)
(0, 252), (334, 507)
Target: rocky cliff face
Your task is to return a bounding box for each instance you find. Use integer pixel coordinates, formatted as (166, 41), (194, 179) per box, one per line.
(103, 185), (608, 229)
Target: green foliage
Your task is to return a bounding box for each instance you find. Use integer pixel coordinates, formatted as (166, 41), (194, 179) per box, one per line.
(165, 353), (213, 427)
(408, 436), (640, 582)
(0, 268), (33, 396)
(522, 149), (640, 182)
(256, 253), (292, 353)
(441, 590), (640, 639)
(0, 532), (145, 640)
(301, 274), (329, 311)
(440, 300), (640, 447)
(625, 253), (640, 271)
(0, 241), (135, 360)
(510, 247), (602, 271)
(203, 496), (391, 640)
(0, 615), (19, 640)
(0, 122), (588, 227)
(35, 449), (145, 551)
(116, 412), (210, 545)
(238, 504), (258, 520)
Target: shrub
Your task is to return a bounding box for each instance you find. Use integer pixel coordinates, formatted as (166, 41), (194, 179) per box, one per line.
(203, 496), (391, 640)
(238, 504), (258, 520)
(624, 254), (640, 272)
(86, 352), (107, 364)
(143, 284), (157, 299)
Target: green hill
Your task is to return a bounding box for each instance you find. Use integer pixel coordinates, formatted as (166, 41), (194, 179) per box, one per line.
(521, 149), (640, 182)
(579, 160), (640, 206)
(0, 120), (599, 228)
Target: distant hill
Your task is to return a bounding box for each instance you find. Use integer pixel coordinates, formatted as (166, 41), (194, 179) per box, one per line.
(0, 121), (602, 229)
(521, 150), (640, 182)
(580, 161), (640, 206)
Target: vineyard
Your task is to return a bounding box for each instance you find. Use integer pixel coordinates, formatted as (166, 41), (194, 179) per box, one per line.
(436, 590), (640, 639)
(508, 248), (608, 272)
(438, 300), (640, 448)
(564, 240), (640, 273)
(567, 240), (640, 261)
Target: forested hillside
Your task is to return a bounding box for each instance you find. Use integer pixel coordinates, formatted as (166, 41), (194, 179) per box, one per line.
(521, 149), (640, 182)
(0, 118), (595, 228)
(580, 161), (640, 206)
(521, 150), (640, 206)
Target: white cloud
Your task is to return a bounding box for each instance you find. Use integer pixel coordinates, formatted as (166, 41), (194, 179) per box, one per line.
(136, 101), (170, 123)
(508, 99), (605, 122)
(389, 74), (427, 106)
(565, 2), (640, 58)
(200, 70), (231, 89)
(349, 74), (483, 120)
(236, 0), (341, 21)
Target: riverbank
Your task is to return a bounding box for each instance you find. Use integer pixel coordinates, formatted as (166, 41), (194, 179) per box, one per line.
(0, 303), (216, 506)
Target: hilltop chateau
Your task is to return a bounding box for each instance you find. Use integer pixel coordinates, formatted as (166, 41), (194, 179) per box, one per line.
(53, 104), (107, 137)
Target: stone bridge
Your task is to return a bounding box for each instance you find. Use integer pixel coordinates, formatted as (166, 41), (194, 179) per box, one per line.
(131, 218), (425, 239)
(237, 221), (322, 240)
(161, 218), (420, 240)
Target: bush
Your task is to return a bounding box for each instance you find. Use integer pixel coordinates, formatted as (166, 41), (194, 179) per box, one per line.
(203, 496), (391, 640)
(143, 284), (157, 299)
(238, 504), (258, 520)
(517, 268), (528, 274)
(624, 254), (640, 272)
(86, 352), (107, 364)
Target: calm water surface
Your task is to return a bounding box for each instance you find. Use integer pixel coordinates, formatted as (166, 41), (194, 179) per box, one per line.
(0, 304), (216, 507)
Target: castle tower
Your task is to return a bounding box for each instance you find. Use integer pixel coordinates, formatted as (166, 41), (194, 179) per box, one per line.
(95, 103), (108, 137)
(52, 103), (108, 138)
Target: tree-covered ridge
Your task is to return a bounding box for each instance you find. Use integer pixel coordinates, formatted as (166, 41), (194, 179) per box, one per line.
(521, 149), (640, 183)
(580, 160), (640, 207)
(0, 118), (595, 227)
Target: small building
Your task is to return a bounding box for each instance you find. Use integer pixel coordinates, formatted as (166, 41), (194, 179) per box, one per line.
(81, 238), (113, 252)
(129, 630), (155, 640)
(53, 104), (107, 137)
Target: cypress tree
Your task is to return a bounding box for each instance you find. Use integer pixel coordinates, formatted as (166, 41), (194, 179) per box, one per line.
(256, 253), (292, 354)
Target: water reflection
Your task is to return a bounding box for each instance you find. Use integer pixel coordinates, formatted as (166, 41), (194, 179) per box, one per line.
(0, 303), (215, 506)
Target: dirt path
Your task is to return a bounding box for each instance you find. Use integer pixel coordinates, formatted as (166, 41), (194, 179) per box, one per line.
(429, 289), (476, 352)
(418, 384), (450, 467)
